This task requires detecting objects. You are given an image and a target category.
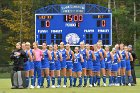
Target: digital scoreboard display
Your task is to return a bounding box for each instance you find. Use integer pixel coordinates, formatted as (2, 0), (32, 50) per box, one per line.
(35, 4), (112, 45)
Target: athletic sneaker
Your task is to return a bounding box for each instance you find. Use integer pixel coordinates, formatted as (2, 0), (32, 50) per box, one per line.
(30, 85), (34, 89)
(108, 84), (112, 87)
(51, 85), (56, 88)
(63, 85), (67, 88)
(89, 84), (92, 87)
(128, 83), (131, 86)
(56, 85), (61, 88)
(93, 83), (97, 87)
(103, 83), (107, 87)
(36, 85), (40, 88)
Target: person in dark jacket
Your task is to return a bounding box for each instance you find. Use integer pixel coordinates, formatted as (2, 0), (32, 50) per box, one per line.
(128, 45), (137, 85)
(10, 42), (28, 89)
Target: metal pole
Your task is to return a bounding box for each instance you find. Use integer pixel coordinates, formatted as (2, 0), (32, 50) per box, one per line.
(20, 0), (22, 43)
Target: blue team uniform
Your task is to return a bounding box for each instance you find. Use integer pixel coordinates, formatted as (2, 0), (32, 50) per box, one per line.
(24, 50), (30, 71)
(73, 53), (82, 72)
(55, 51), (61, 70)
(116, 50), (121, 69)
(79, 49), (87, 68)
(59, 49), (67, 68)
(41, 49), (49, 69)
(49, 51), (55, 70)
(111, 53), (119, 72)
(87, 50), (93, 70)
(105, 51), (112, 70)
(93, 51), (101, 72)
(66, 50), (73, 70)
(126, 52), (131, 71)
(98, 49), (105, 69)
(120, 50), (126, 68)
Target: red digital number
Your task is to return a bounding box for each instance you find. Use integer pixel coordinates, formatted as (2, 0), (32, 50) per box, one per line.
(46, 20), (50, 27)
(74, 15), (78, 22)
(68, 15), (72, 22)
(79, 15), (83, 22)
(102, 20), (106, 27)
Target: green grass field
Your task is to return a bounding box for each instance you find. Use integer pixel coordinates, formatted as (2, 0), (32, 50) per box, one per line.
(0, 78), (140, 93)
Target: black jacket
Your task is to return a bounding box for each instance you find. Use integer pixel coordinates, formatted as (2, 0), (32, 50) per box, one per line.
(10, 49), (28, 71)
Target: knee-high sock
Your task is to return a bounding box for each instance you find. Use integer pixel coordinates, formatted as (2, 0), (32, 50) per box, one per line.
(128, 76), (133, 83)
(41, 77), (44, 86)
(102, 75), (106, 83)
(89, 76), (93, 85)
(117, 75), (121, 84)
(52, 77), (55, 85)
(109, 76), (112, 84)
(79, 77), (82, 86)
(46, 76), (50, 87)
(73, 77), (77, 86)
(64, 76), (67, 85)
(93, 76), (97, 84)
(122, 75), (126, 84)
(57, 76), (61, 85)
(97, 76), (100, 85)
(84, 76), (87, 85)
(69, 76), (73, 86)
(114, 76), (118, 84)
(31, 76), (34, 86)
(25, 77), (29, 87)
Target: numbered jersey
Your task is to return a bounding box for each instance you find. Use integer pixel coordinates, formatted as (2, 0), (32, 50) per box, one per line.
(120, 50), (126, 60)
(74, 53), (81, 63)
(49, 51), (54, 62)
(55, 50), (61, 61)
(93, 51), (100, 66)
(42, 49), (48, 60)
(105, 51), (111, 63)
(59, 49), (66, 61)
(79, 49), (86, 60)
(67, 50), (73, 62)
(87, 50), (93, 62)
(113, 53), (119, 63)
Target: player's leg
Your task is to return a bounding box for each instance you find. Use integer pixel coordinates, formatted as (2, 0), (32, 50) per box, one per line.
(50, 70), (55, 88)
(68, 69), (73, 87)
(77, 71), (82, 87)
(45, 68), (50, 88)
(82, 68), (87, 87)
(40, 69), (44, 88)
(96, 71), (101, 86)
(73, 72), (77, 87)
(56, 70), (61, 88)
(62, 68), (67, 87)
(88, 69), (93, 87)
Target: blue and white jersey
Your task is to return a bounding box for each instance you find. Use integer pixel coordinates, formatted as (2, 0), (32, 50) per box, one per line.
(93, 51), (101, 66)
(113, 53), (119, 64)
(98, 48), (105, 58)
(120, 50), (126, 60)
(66, 50), (73, 62)
(79, 49), (86, 61)
(105, 51), (111, 63)
(49, 51), (55, 63)
(42, 49), (48, 61)
(59, 49), (66, 61)
(74, 53), (81, 64)
(87, 50), (93, 62)
(55, 50), (61, 61)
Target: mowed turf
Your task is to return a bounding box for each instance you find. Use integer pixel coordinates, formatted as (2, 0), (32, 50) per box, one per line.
(0, 78), (140, 93)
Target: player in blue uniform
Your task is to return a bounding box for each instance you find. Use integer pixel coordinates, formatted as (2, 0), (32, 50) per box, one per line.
(92, 44), (103, 87)
(97, 41), (107, 86)
(104, 46), (114, 86)
(59, 42), (70, 88)
(119, 43), (128, 86)
(111, 48), (121, 86)
(115, 44), (122, 86)
(41, 43), (52, 88)
(66, 44), (75, 87)
(73, 47), (84, 88)
(24, 42), (33, 88)
(54, 44), (62, 88)
(124, 46), (133, 86)
(48, 45), (56, 88)
(79, 42), (88, 87)
(86, 44), (96, 87)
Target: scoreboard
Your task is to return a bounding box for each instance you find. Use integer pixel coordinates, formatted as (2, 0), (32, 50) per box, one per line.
(35, 4), (112, 45)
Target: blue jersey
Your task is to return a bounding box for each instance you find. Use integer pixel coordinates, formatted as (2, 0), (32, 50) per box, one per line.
(87, 50), (93, 62)
(43, 49), (48, 60)
(67, 50), (73, 62)
(55, 51), (60, 61)
(98, 48), (105, 58)
(120, 50), (126, 60)
(79, 49), (86, 60)
(49, 51), (55, 62)
(113, 53), (119, 64)
(93, 51), (100, 66)
(105, 51), (111, 63)
(59, 49), (66, 61)
(74, 53), (81, 65)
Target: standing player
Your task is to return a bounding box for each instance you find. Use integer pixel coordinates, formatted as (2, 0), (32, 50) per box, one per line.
(25, 42), (34, 88)
(92, 44), (103, 87)
(48, 45), (56, 88)
(97, 42), (107, 86)
(73, 47), (84, 88)
(86, 44), (96, 87)
(119, 43), (128, 86)
(124, 46), (133, 86)
(66, 44), (75, 87)
(104, 46), (114, 86)
(115, 44), (122, 86)
(59, 42), (70, 88)
(32, 42), (43, 88)
(41, 43), (52, 88)
(79, 42), (88, 87)
(111, 48), (121, 86)
(54, 44), (62, 88)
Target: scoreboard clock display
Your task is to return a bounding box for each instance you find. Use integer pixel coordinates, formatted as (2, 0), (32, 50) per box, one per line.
(35, 4), (112, 46)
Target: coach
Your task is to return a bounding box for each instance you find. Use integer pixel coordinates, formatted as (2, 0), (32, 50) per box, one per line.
(128, 45), (137, 85)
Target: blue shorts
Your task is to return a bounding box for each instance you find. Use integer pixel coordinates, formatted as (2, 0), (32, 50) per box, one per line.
(55, 61), (61, 70)
(66, 61), (73, 70)
(100, 60), (105, 69)
(126, 60), (131, 71)
(34, 61), (42, 69)
(111, 63), (118, 72)
(50, 62), (55, 71)
(87, 61), (93, 70)
(61, 60), (67, 68)
(41, 59), (49, 69)
(105, 62), (112, 70)
(29, 62), (34, 70)
(81, 61), (87, 69)
(72, 65), (82, 72)
(24, 61), (30, 71)
(118, 62), (121, 68)
(121, 60), (126, 68)
(92, 65), (100, 72)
